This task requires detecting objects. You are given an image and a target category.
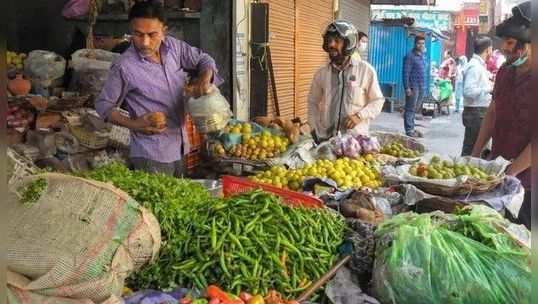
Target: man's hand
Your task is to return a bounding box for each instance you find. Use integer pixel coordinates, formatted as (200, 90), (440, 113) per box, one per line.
(185, 69), (214, 98)
(345, 114), (361, 130)
(406, 88), (413, 97)
(132, 112), (167, 135)
(184, 78), (212, 98)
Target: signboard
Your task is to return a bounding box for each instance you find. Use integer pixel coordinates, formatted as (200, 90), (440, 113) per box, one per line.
(480, 0), (489, 16)
(372, 9), (452, 31)
(463, 3), (480, 26)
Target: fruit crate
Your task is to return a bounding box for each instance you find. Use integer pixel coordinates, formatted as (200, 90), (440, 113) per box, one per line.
(222, 175), (324, 208)
(186, 149), (201, 174)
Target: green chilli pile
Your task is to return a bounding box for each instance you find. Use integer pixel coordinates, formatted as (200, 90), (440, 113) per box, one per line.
(81, 163), (346, 297)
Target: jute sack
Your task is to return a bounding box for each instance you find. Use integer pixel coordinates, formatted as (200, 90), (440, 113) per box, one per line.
(6, 173), (161, 303)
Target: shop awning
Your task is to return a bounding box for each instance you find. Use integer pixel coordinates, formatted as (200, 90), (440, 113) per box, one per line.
(370, 0), (436, 5)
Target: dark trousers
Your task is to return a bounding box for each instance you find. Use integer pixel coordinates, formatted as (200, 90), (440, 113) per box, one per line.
(518, 191), (531, 230)
(404, 88), (424, 134)
(461, 107), (488, 156)
(129, 157), (186, 177)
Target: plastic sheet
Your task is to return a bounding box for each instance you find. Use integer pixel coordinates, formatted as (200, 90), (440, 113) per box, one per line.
(372, 206), (531, 304)
(325, 266), (380, 304)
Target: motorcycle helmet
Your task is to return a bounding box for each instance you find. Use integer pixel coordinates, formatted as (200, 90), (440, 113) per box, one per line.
(322, 20), (358, 56)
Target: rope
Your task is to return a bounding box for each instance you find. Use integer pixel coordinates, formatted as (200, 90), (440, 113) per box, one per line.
(86, 0), (102, 49)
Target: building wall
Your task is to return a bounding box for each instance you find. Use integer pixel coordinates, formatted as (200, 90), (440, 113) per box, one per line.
(234, 0), (250, 120)
(339, 0), (371, 60)
(7, 0), (77, 57)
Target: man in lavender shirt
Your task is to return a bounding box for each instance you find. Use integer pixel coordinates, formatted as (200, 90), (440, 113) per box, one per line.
(96, 1), (222, 176)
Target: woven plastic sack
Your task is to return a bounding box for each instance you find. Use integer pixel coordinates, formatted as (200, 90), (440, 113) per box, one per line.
(6, 173), (161, 303)
(372, 206), (531, 304)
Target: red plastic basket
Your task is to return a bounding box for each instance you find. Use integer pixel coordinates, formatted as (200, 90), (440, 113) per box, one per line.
(221, 175), (324, 208)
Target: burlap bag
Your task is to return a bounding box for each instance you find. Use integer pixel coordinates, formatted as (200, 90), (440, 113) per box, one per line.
(6, 173), (161, 303)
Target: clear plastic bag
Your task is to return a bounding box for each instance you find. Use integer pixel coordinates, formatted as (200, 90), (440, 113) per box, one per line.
(187, 86), (232, 133)
(24, 50), (66, 89)
(69, 49), (121, 99)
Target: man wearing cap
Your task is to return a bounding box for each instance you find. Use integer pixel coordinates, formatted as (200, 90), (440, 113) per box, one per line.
(471, 1), (532, 229)
(307, 20), (385, 143)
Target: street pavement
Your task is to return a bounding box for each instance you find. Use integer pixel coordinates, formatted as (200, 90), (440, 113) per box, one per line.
(370, 110), (465, 157)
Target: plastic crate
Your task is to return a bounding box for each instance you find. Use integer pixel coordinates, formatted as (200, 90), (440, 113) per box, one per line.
(186, 149), (201, 173)
(221, 175), (324, 208)
(185, 114), (201, 149)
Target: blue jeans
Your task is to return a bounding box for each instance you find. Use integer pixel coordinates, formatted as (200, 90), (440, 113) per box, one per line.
(455, 80), (463, 112)
(404, 88), (424, 134)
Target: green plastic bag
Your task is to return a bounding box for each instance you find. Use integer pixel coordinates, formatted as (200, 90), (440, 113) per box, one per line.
(372, 206), (531, 304)
(437, 79), (453, 102)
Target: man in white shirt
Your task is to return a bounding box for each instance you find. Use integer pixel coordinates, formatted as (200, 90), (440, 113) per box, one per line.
(307, 20), (385, 143)
(461, 36), (493, 156)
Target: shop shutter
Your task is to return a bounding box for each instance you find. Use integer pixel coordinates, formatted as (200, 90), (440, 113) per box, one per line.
(295, 0), (334, 120)
(265, 0), (296, 118)
(339, 0), (371, 61)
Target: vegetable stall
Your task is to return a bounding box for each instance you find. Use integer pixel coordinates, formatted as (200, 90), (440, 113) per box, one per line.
(4, 42), (531, 304)
(6, 120), (531, 304)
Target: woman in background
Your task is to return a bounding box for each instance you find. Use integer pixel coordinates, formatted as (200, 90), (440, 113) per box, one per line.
(454, 56), (468, 113)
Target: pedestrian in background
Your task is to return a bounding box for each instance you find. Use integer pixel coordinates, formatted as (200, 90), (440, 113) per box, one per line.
(461, 36), (493, 156)
(402, 36), (426, 138)
(454, 56), (467, 113)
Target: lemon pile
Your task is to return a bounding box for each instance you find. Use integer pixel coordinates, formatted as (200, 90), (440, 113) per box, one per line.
(7, 51), (27, 71)
(251, 157), (383, 190)
(216, 122), (290, 160)
(409, 156), (495, 181)
(381, 142), (421, 158)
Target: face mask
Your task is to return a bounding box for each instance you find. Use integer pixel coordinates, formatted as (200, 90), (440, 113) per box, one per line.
(358, 42), (368, 52)
(511, 55), (528, 67)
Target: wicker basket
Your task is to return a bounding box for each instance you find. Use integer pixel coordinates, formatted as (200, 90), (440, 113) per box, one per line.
(7, 148), (38, 187)
(69, 125), (109, 149)
(411, 176), (504, 197)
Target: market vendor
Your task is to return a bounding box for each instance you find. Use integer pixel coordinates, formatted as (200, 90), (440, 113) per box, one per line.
(307, 20), (384, 143)
(96, 0), (222, 176)
(471, 1), (532, 229)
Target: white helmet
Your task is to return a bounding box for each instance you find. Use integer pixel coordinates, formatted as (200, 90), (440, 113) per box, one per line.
(322, 20), (358, 56)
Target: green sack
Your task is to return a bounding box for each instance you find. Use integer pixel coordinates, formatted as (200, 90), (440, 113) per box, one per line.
(372, 206), (531, 304)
